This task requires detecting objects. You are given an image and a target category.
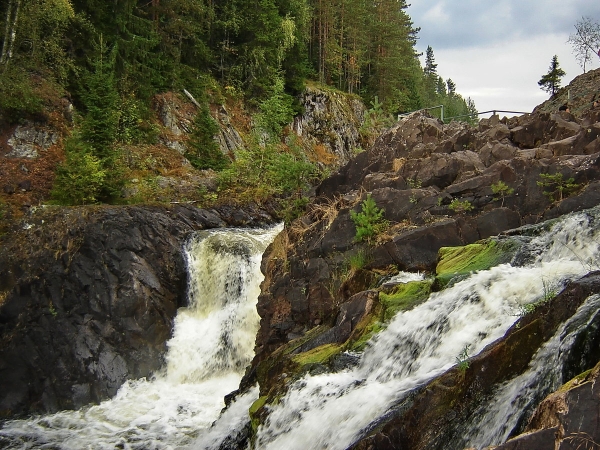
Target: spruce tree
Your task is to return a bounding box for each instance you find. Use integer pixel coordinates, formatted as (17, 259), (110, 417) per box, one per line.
(80, 36), (119, 159)
(424, 46), (437, 76)
(185, 102), (229, 171)
(538, 55), (566, 96)
(79, 36), (124, 200)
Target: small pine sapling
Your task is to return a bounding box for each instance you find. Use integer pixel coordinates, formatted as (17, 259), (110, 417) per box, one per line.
(491, 181), (514, 207)
(537, 173), (580, 202)
(350, 194), (387, 243)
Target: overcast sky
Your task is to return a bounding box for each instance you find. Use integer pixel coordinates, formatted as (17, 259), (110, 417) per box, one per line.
(408, 1), (600, 117)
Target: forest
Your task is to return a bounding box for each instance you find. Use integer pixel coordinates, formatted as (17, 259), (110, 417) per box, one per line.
(0, 0), (476, 207)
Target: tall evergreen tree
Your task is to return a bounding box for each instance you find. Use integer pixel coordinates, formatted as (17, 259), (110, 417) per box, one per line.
(423, 45), (437, 76)
(80, 36), (119, 158)
(185, 101), (229, 171)
(538, 55), (566, 96)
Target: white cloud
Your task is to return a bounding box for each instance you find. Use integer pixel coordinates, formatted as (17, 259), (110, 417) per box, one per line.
(409, 2), (600, 117)
(410, 0), (600, 49)
(429, 33), (599, 116)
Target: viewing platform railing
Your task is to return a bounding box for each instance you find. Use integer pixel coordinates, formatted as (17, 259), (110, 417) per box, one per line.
(398, 105), (529, 123)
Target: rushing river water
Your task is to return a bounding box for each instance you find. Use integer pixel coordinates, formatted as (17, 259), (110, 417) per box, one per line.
(0, 225), (282, 449)
(2, 209), (600, 450)
(251, 210), (600, 450)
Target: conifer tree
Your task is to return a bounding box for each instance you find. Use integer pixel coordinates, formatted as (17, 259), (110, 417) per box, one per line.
(185, 102), (229, 171)
(80, 36), (119, 159)
(424, 45), (437, 76)
(538, 55), (566, 96)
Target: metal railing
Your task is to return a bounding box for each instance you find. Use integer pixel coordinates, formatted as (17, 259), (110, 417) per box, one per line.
(398, 105), (529, 123)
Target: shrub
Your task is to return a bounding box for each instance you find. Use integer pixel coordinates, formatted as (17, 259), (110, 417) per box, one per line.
(51, 138), (106, 205)
(0, 66), (44, 122)
(218, 134), (318, 201)
(537, 173), (580, 202)
(456, 344), (471, 372)
(448, 198), (474, 214)
(491, 181), (514, 207)
(350, 194), (387, 243)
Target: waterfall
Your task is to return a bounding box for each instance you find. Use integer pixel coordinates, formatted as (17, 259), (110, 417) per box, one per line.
(460, 293), (600, 449)
(253, 210), (600, 450)
(0, 225), (282, 450)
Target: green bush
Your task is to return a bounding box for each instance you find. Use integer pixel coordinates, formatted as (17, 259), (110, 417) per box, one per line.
(219, 134), (317, 200)
(350, 194), (387, 243)
(0, 66), (44, 122)
(448, 198), (474, 214)
(51, 138), (107, 205)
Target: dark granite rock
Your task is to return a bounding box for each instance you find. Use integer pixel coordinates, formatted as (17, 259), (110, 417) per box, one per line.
(0, 204), (275, 418)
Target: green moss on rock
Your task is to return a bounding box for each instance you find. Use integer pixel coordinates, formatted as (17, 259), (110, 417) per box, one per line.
(379, 280), (433, 322)
(291, 343), (342, 367)
(249, 395), (269, 432)
(348, 316), (384, 351)
(436, 239), (519, 288)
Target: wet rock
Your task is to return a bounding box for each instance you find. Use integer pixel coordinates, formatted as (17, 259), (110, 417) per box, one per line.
(352, 272), (600, 450)
(495, 361), (600, 450)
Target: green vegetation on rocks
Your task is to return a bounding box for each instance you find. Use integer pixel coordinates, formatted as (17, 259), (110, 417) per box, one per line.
(436, 239), (519, 288)
(291, 343), (343, 367)
(379, 280), (433, 321)
(350, 194), (388, 243)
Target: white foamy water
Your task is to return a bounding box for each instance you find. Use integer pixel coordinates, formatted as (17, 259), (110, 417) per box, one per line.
(462, 293), (600, 449)
(0, 225), (282, 450)
(254, 211), (600, 450)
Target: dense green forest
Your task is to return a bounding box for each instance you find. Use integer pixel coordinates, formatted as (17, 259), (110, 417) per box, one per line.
(0, 0), (476, 207)
(0, 0), (475, 119)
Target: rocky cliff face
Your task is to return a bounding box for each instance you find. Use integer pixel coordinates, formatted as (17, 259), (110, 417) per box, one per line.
(242, 70), (600, 448)
(0, 203), (276, 418)
(292, 85), (366, 166)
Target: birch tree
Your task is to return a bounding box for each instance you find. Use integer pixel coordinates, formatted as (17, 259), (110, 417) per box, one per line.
(0, 0), (22, 65)
(568, 16), (600, 73)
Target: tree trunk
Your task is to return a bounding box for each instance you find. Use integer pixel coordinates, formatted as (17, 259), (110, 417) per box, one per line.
(0, 0), (17, 65)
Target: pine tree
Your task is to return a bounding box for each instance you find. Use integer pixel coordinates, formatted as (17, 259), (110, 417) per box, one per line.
(538, 55), (566, 96)
(185, 102), (229, 171)
(80, 36), (119, 159)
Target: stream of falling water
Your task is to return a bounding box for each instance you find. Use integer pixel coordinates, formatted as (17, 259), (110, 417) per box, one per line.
(0, 225), (282, 450)
(252, 210), (600, 450)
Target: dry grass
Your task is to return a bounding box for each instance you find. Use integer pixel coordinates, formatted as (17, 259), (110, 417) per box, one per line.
(392, 158), (406, 172)
(373, 219), (416, 245)
(0, 290), (8, 309)
(288, 194), (348, 243)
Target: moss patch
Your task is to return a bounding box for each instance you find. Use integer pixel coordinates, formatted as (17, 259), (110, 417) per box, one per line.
(249, 395), (269, 432)
(379, 280), (433, 322)
(292, 343), (342, 367)
(436, 239), (518, 288)
(349, 316), (384, 351)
